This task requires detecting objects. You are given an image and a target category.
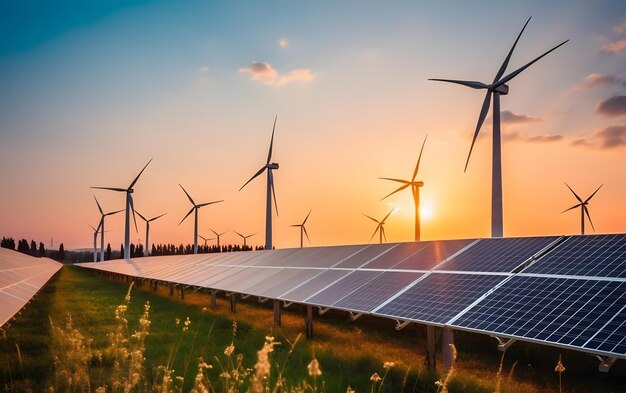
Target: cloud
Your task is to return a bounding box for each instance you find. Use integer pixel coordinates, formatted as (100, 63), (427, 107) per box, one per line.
(596, 95), (626, 116)
(526, 134), (564, 143)
(571, 73), (626, 91)
(278, 38), (289, 48)
(613, 18), (626, 34)
(476, 130), (563, 144)
(239, 61), (315, 86)
(198, 66), (209, 73)
(498, 110), (543, 125)
(571, 124), (626, 149)
(601, 38), (626, 54)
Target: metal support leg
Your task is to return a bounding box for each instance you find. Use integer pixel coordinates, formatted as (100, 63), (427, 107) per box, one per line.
(230, 293), (237, 313)
(211, 290), (217, 309)
(169, 284), (174, 296)
(305, 304), (314, 339)
(273, 299), (281, 327)
(442, 327), (455, 370)
(426, 325), (436, 372)
(180, 286), (184, 300)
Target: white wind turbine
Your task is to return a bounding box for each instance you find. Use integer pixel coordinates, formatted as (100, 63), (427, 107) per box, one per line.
(562, 183), (603, 235)
(93, 196), (123, 262)
(239, 116), (280, 250)
(380, 135), (428, 241)
(179, 184), (223, 254)
(363, 208), (394, 244)
(136, 211), (167, 256)
(198, 235), (215, 249)
(290, 209), (312, 248)
(92, 159), (152, 258)
(234, 231), (256, 249)
(210, 228), (226, 249)
(429, 17), (568, 238)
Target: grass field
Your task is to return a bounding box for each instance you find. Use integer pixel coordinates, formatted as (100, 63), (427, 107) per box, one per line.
(1, 265), (624, 392)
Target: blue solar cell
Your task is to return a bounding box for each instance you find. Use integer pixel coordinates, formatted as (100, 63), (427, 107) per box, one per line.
(523, 234), (626, 278)
(436, 237), (558, 272)
(332, 271), (423, 312)
(451, 276), (626, 357)
(280, 270), (350, 302)
(374, 273), (506, 324)
(305, 270), (383, 307)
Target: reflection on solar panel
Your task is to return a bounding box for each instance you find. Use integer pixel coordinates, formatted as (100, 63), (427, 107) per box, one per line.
(305, 270), (382, 306)
(523, 234), (626, 278)
(361, 242), (431, 269)
(451, 276), (626, 358)
(280, 269), (349, 302)
(436, 237), (559, 272)
(374, 273), (506, 325)
(242, 268), (320, 298)
(392, 239), (475, 270)
(332, 271), (423, 312)
(0, 248), (62, 327)
(334, 243), (397, 268)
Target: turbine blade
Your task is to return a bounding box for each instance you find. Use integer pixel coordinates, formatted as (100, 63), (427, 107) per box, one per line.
(91, 187), (127, 192)
(369, 226), (379, 242)
(136, 211), (148, 222)
(382, 225), (387, 242)
(583, 205), (596, 232)
(219, 231), (227, 236)
(198, 235), (206, 242)
(379, 177), (410, 184)
(303, 209), (312, 225)
(412, 135), (428, 182)
(428, 79), (489, 89)
(584, 184), (603, 203)
(495, 40), (569, 87)
(129, 194), (138, 233)
(233, 230), (245, 238)
(95, 220), (102, 233)
(561, 203), (581, 214)
(129, 158), (153, 189)
(106, 209), (125, 216)
(363, 213), (380, 224)
(210, 228), (219, 236)
(248, 233), (256, 238)
(94, 196), (104, 215)
(303, 226), (311, 244)
(178, 206), (195, 226)
(271, 177), (279, 216)
(493, 17), (531, 82)
(88, 223), (96, 232)
(289, 224), (301, 227)
(179, 184), (195, 205)
(150, 212), (167, 222)
(267, 115), (277, 164)
(239, 166), (266, 191)
(382, 207), (395, 223)
(565, 183), (583, 203)
(465, 90), (492, 172)
(197, 200), (224, 208)
(381, 183), (410, 201)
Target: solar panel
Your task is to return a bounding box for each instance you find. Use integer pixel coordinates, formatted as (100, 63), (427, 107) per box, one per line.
(523, 234), (626, 278)
(332, 271), (423, 312)
(451, 276), (626, 358)
(280, 269), (350, 302)
(305, 270), (383, 307)
(274, 247), (331, 268)
(361, 242), (432, 269)
(241, 268), (320, 298)
(374, 273), (506, 325)
(333, 243), (397, 268)
(436, 237), (558, 272)
(392, 239), (475, 270)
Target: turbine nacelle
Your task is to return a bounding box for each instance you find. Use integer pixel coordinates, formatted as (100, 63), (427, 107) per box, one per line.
(493, 84), (509, 95)
(413, 181), (424, 187)
(267, 163), (279, 170)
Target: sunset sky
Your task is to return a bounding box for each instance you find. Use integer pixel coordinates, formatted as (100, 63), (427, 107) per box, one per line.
(1, 0), (625, 250)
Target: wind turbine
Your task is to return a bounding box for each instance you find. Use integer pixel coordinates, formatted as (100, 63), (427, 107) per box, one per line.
(234, 231), (256, 249)
(239, 116), (279, 250)
(363, 208), (394, 244)
(198, 235), (214, 248)
(429, 17), (568, 238)
(179, 184), (223, 254)
(94, 196), (123, 262)
(380, 136), (428, 241)
(92, 159), (153, 258)
(88, 223), (101, 262)
(136, 211), (167, 256)
(562, 183), (603, 235)
(210, 228), (227, 249)
(290, 209), (312, 248)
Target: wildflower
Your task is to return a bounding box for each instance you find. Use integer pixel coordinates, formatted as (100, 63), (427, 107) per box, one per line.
(383, 361), (396, 369)
(555, 356), (566, 373)
(307, 358), (322, 377)
(370, 372), (382, 382)
(224, 344), (235, 357)
(183, 317), (191, 332)
(346, 386), (356, 393)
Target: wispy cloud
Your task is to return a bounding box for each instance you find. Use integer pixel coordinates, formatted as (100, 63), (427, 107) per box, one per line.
(570, 73), (626, 91)
(278, 38), (289, 48)
(239, 61), (315, 87)
(504, 131), (563, 143)
(613, 18), (626, 34)
(500, 110), (543, 124)
(596, 95), (626, 117)
(572, 124), (626, 149)
(600, 38), (626, 54)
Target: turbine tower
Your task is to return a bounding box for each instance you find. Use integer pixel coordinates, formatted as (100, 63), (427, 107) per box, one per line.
(380, 136), (428, 241)
(94, 196), (123, 262)
(210, 228), (226, 249)
(290, 209), (312, 248)
(136, 211), (167, 256)
(363, 208), (394, 244)
(562, 183), (603, 235)
(239, 116), (279, 250)
(234, 231), (255, 249)
(179, 184), (223, 254)
(89, 223), (101, 262)
(429, 17), (568, 238)
(92, 159), (153, 258)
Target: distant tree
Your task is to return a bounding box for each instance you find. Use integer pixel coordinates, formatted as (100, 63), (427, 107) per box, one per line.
(1, 237), (16, 250)
(38, 242), (46, 257)
(17, 239), (29, 254)
(130, 243), (136, 258)
(120, 244), (124, 259)
(30, 240), (37, 256)
(58, 243), (65, 262)
(106, 243), (112, 261)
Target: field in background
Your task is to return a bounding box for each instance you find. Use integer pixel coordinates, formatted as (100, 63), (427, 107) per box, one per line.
(1, 265), (624, 392)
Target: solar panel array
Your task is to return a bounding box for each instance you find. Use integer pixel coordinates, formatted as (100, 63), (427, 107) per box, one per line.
(0, 247), (62, 327)
(77, 234), (626, 360)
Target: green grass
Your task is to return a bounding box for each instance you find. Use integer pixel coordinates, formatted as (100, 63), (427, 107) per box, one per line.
(1, 265), (625, 392)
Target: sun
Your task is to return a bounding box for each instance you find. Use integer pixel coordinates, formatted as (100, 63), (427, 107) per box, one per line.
(420, 204), (435, 221)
